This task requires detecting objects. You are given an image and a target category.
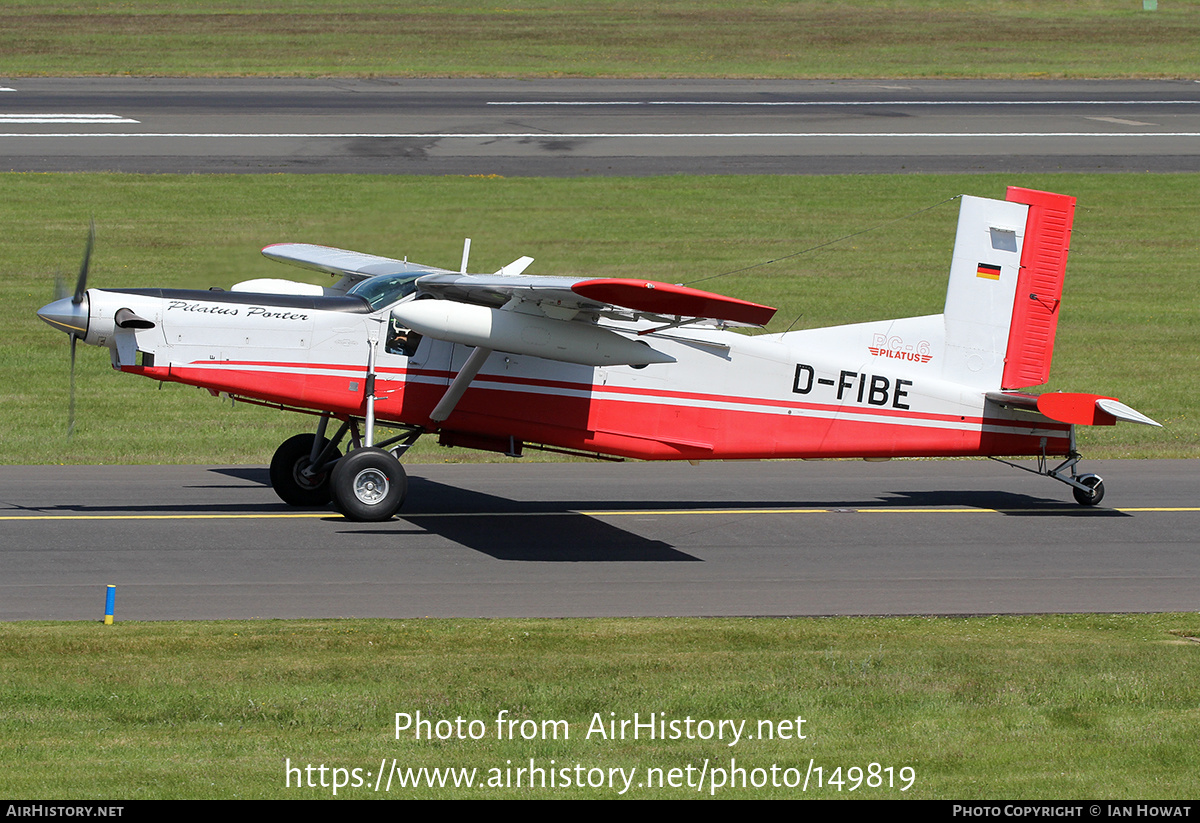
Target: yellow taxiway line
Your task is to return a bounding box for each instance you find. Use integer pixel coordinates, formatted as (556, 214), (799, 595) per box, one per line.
(2, 507), (1197, 521)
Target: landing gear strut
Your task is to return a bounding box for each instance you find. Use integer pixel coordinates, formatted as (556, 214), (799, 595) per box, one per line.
(989, 428), (1105, 507)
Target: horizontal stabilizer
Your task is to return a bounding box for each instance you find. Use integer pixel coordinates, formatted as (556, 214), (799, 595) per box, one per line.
(571, 279), (776, 326)
(986, 391), (1161, 427)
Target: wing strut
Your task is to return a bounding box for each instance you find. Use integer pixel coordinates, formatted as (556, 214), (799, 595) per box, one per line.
(430, 346), (493, 423)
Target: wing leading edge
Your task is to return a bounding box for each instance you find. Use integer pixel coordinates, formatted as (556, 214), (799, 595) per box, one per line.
(261, 243), (454, 293)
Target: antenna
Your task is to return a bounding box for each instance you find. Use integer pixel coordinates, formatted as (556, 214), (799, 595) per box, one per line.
(460, 238), (471, 274)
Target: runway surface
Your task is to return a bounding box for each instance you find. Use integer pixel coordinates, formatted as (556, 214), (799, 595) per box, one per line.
(1, 460), (1196, 620)
(3, 77), (1200, 174)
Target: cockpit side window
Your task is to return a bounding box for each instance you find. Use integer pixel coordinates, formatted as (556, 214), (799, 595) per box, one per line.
(347, 274), (421, 310)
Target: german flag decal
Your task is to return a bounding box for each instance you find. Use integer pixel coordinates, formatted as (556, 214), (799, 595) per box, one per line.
(976, 262), (1002, 280)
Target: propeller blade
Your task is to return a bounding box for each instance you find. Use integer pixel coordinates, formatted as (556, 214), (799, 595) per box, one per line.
(68, 335), (77, 439)
(73, 219), (94, 305)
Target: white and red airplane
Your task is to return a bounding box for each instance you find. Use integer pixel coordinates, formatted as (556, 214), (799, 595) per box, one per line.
(38, 186), (1159, 520)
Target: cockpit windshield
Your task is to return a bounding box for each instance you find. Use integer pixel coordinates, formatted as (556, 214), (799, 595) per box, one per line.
(347, 274), (421, 310)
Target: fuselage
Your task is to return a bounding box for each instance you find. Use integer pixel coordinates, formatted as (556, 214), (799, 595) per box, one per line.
(75, 285), (1070, 462)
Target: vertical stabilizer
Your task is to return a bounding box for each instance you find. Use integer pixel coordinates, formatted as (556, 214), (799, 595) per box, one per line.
(941, 195), (1029, 389)
(940, 188), (1076, 390)
(1001, 187), (1076, 389)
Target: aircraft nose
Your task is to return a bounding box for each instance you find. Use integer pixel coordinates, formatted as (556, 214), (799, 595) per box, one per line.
(37, 295), (89, 337)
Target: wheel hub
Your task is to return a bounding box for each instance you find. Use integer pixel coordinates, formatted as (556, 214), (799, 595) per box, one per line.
(293, 459), (322, 489)
(353, 468), (389, 504)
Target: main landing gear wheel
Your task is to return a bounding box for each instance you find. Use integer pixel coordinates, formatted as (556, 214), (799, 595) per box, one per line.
(269, 433), (342, 507)
(331, 447), (407, 521)
(1072, 474), (1105, 507)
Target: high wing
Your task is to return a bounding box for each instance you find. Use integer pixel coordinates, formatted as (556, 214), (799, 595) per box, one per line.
(261, 242), (777, 328)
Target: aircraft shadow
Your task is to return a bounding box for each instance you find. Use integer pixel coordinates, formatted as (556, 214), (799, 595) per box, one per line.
(210, 469), (691, 561)
(203, 467), (274, 486)
(345, 514), (694, 562)
(198, 469), (1129, 563)
(342, 477), (695, 562)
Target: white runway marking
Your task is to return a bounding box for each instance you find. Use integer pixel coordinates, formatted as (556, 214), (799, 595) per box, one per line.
(487, 99), (1200, 107)
(0, 113), (139, 123)
(1, 131), (1197, 139)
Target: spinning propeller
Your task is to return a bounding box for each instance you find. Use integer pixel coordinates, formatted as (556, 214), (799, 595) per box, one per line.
(37, 221), (95, 437)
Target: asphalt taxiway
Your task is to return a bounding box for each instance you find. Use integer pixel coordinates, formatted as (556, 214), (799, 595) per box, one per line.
(3, 77), (1200, 174)
(1, 459), (1195, 620)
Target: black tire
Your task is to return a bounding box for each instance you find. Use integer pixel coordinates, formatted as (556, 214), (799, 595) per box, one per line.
(269, 433), (342, 507)
(330, 447), (407, 521)
(1072, 474), (1105, 507)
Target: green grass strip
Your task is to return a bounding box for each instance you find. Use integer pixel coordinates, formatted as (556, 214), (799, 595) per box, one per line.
(1, 1), (1198, 78)
(2, 615), (1198, 798)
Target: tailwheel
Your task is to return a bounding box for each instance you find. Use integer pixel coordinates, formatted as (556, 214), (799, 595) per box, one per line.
(331, 447), (407, 521)
(1072, 474), (1105, 507)
(269, 433), (342, 507)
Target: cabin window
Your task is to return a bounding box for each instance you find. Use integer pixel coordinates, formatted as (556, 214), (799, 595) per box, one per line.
(386, 318), (422, 357)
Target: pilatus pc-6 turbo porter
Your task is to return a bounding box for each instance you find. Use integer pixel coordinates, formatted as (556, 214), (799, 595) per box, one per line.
(38, 187), (1159, 521)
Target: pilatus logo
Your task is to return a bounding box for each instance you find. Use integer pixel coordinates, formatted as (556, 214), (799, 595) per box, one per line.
(868, 333), (932, 363)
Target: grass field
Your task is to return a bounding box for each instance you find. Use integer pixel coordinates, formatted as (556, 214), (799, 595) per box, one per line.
(5, 172), (1193, 465)
(2, 615), (1198, 799)
(1, 1), (1198, 79)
